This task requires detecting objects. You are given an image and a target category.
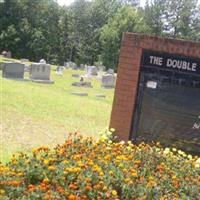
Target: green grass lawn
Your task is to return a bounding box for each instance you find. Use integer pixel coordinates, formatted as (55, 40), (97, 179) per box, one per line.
(0, 59), (114, 162)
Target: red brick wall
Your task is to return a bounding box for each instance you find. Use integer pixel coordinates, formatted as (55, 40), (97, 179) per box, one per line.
(110, 33), (200, 141)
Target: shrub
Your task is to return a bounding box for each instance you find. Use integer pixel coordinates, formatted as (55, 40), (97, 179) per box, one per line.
(0, 131), (200, 199)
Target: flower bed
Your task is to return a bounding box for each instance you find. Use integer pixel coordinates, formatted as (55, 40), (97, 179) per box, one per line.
(0, 132), (200, 200)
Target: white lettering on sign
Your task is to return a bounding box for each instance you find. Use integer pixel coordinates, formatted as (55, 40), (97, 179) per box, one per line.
(166, 59), (197, 72)
(149, 56), (163, 66)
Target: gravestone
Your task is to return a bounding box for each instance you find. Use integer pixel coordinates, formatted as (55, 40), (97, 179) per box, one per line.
(107, 68), (114, 75)
(55, 66), (64, 76)
(72, 74), (80, 78)
(101, 74), (116, 88)
(30, 63), (54, 83)
(95, 94), (106, 98)
(79, 64), (85, 70)
(64, 61), (77, 69)
(87, 66), (98, 75)
(72, 81), (92, 88)
(2, 62), (24, 79)
(0, 62), (5, 70)
(71, 92), (88, 96)
(24, 64), (31, 72)
(98, 65), (106, 71)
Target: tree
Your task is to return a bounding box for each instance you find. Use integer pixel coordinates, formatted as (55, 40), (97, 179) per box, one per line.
(100, 6), (147, 70)
(164, 0), (200, 41)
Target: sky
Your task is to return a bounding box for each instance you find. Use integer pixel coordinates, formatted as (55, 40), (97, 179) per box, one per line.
(57, 0), (146, 7)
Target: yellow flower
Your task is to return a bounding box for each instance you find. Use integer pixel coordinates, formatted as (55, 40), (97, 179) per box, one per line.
(48, 166), (56, 171)
(131, 172), (138, 177)
(195, 163), (200, 168)
(172, 148), (177, 152)
(43, 159), (49, 165)
(0, 189), (5, 195)
(112, 190), (118, 196)
(62, 160), (69, 164)
(163, 148), (170, 155)
(110, 128), (115, 132)
(43, 178), (49, 184)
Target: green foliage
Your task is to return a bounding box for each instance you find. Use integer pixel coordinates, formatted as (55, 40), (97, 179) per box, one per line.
(0, 135), (200, 199)
(0, 0), (199, 66)
(143, 0), (200, 41)
(100, 6), (147, 70)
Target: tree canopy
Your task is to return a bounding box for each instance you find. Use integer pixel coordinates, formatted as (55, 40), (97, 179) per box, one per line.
(0, 0), (199, 70)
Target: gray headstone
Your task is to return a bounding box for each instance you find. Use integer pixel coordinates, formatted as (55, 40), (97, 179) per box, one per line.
(0, 62), (5, 70)
(72, 74), (80, 78)
(98, 66), (106, 71)
(56, 66), (64, 75)
(79, 64), (85, 70)
(64, 61), (77, 69)
(87, 66), (98, 76)
(95, 94), (106, 98)
(71, 92), (88, 96)
(107, 68), (114, 75)
(30, 63), (52, 81)
(2, 62), (24, 79)
(24, 64), (31, 72)
(101, 74), (116, 88)
(72, 81), (92, 88)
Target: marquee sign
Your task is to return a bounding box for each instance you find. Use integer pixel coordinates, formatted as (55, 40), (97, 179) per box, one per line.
(142, 51), (200, 75)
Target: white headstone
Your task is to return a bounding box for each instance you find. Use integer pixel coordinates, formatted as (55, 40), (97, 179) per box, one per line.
(39, 59), (46, 64)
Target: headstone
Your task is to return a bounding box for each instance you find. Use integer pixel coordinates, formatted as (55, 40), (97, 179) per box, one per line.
(39, 59), (46, 64)
(95, 94), (106, 98)
(87, 66), (98, 76)
(0, 62), (5, 70)
(71, 92), (88, 96)
(55, 70), (63, 76)
(79, 64), (85, 70)
(101, 74), (116, 88)
(55, 66), (64, 76)
(2, 62), (24, 79)
(107, 68), (114, 75)
(72, 74), (80, 78)
(98, 65), (106, 71)
(72, 81), (92, 88)
(30, 63), (54, 83)
(64, 61), (77, 69)
(24, 64), (31, 72)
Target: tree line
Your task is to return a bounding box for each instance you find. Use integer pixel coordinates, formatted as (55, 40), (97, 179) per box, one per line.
(0, 0), (199, 70)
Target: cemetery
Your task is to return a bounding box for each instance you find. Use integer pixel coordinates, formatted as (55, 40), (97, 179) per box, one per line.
(1, 0), (200, 199)
(1, 34), (200, 198)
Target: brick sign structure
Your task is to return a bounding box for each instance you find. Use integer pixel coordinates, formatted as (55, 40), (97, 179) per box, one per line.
(110, 33), (200, 153)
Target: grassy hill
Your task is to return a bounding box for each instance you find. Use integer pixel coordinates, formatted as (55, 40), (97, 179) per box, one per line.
(0, 58), (114, 162)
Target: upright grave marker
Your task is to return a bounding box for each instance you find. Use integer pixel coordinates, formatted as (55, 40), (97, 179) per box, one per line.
(2, 62), (24, 79)
(110, 33), (200, 153)
(30, 63), (54, 83)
